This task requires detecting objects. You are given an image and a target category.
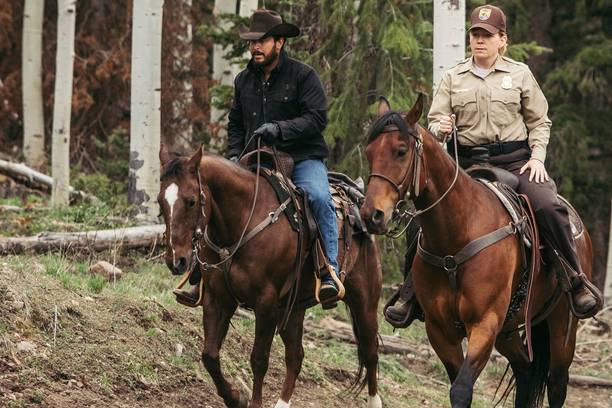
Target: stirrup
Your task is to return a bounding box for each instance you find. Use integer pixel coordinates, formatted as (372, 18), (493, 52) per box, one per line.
(383, 284), (423, 328)
(567, 278), (602, 319)
(315, 264), (346, 309)
(173, 269), (204, 308)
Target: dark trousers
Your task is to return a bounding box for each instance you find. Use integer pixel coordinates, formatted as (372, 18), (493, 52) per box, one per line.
(458, 148), (582, 278)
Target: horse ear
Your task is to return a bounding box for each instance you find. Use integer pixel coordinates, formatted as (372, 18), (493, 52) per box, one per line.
(159, 143), (170, 165)
(377, 96), (391, 117)
(187, 144), (204, 173)
(405, 92), (425, 126)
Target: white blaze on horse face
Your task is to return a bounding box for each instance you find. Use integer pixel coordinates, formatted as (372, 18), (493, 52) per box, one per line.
(164, 183), (179, 264)
(368, 394), (382, 408)
(274, 399), (290, 408)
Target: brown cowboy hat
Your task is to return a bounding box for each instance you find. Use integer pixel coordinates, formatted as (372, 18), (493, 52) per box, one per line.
(239, 9), (300, 40)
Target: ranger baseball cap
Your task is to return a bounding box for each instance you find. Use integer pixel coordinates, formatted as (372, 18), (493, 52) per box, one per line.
(469, 5), (507, 34)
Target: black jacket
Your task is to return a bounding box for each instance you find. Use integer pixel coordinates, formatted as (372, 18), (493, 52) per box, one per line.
(227, 50), (329, 162)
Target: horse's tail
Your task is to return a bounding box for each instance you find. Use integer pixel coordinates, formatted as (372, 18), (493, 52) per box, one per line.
(345, 305), (369, 396)
(526, 321), (550, 407)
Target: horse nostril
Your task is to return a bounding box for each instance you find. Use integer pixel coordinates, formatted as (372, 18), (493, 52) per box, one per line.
(372, 209), (385, 224)
(176, 257), (187, 272)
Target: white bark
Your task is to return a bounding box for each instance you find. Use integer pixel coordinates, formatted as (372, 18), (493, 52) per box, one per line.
(0, 158), (98, 203)
(231, 0), (258, 79)
(129, 0), (164, 221)
(22, 0), (46, 169)
(0, 224), (165, 255)
(605, 198), (612, 304)
(209, 0), (237, 153)
(170, 0), (193, 150)
(433, 0), (465, 93)
(51, 0), (76, 207)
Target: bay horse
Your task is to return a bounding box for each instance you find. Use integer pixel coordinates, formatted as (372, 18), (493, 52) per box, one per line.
(360, 96), (593, 407)
(158, 144), (383, 408)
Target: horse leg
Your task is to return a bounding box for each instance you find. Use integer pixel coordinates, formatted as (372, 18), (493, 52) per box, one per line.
(201, 292), (245, 407)
(425, 320), (464, 383)
(249, 301), (279, 408)
(495, 332), (530, 407)
(277, 309), (306, 407)
(449, 316), (499, 408)
(546, 300), (576, 408)
(345, 296), (381, 407)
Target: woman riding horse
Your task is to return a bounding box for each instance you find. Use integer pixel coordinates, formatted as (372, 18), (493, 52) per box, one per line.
(360, 6), (601, 407)
(385, 4), (601, 328)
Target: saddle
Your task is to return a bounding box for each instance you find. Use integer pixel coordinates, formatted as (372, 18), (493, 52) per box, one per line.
(465, 157), (585, 360)
(240, 148), (369, 319)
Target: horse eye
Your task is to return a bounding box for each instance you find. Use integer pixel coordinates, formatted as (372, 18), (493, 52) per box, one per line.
(186, 198), (197, 209)
(397, 148), (408, 158)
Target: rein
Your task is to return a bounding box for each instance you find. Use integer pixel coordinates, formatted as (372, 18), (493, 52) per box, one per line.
(188, 141), (265, 308)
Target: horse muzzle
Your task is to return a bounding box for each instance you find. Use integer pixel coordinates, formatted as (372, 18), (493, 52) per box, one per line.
(361, 207), (389, 235)
(166, 255), (190, 276)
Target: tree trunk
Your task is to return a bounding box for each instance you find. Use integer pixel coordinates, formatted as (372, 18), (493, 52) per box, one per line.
(22, 0), (46, 169)
(433, 0), (465, 92)
(209, 0), (237, 153)
(605, 199), (612, 304)
(0, 224), (165, 255)
(230, 0), (258, 79)
(129, 0), (164, 221)
(51, 0), (76, 207)
(167, 0), (193, 151)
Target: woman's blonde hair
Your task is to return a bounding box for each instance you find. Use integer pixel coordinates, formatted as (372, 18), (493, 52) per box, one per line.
(499, 31), (508, 56)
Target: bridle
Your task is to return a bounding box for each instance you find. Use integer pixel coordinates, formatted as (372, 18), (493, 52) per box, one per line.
(366, 117), (460, 237)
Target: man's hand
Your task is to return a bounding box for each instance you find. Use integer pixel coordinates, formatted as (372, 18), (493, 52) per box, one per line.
(520, 159), (550, 183)
(253, 123), (281, 145)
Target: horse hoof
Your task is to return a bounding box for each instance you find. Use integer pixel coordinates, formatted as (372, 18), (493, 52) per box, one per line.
(368, 394), (382, 408)
(228, 390), (249, 408)
(237, 391), (249, 408)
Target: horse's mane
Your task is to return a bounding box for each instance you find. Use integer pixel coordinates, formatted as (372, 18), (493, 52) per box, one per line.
(366, 110), (416, 144)
(161, 151), (252, 181)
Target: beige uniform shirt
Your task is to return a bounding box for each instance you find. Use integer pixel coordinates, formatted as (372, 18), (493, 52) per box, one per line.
(428, 56), (552, 163)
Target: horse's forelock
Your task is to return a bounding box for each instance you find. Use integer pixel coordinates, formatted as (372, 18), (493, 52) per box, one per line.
(366, 110), (415, 145)
(161, 157), (188, 180)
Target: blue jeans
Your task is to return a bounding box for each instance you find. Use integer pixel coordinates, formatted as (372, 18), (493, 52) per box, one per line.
(292, 160), (338, 272)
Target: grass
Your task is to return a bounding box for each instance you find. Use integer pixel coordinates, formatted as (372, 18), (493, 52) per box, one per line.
(2, 244), (611, 407)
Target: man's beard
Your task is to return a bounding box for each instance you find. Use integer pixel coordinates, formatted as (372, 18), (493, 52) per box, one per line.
(251, 48), (279, 68)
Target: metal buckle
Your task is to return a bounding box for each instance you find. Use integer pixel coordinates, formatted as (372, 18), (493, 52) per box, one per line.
(442, 255), (458, 272)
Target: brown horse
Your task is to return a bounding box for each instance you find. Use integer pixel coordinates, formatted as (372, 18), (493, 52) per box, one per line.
(360, 96), (592, 408)
(158, 144), (383, 408)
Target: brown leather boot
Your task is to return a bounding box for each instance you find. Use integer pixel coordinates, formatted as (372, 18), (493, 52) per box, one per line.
(570, 280), (600, 318)
(173, 284), (200, 307)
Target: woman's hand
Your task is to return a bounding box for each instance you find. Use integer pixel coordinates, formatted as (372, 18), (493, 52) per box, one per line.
(439, 114), (456, 137)
(519, 159), (549, 183)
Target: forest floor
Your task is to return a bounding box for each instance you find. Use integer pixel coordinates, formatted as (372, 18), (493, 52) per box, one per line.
(1, 188), (611, 407)
(1, 252), (611, 408)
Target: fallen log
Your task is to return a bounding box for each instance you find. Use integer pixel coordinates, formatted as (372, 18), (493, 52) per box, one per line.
(569, 374), (612, 388)
(0, 224), (165, 255)
(0, 159), (98, 203)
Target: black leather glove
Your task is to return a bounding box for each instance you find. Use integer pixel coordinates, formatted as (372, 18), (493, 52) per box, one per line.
(253, 123), (281, 146)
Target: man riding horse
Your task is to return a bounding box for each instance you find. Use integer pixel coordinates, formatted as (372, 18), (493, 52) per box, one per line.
(228, 9), (342, 304)
(385, 4), (602, 327)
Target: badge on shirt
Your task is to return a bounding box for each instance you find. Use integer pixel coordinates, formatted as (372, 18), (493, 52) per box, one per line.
(501, 75), (513, 89)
